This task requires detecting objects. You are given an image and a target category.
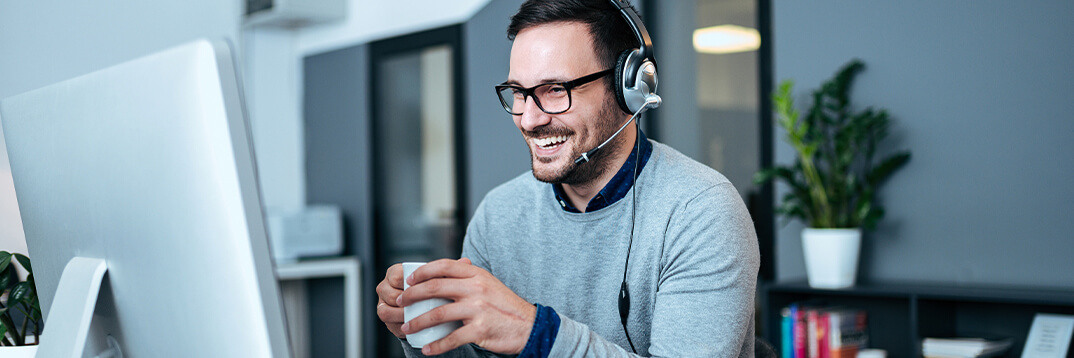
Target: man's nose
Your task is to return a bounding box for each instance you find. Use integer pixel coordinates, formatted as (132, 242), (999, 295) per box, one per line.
(518, 97), (551, 131)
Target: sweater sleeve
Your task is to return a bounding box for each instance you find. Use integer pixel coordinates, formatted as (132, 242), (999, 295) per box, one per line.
(547, 183), (760, 357)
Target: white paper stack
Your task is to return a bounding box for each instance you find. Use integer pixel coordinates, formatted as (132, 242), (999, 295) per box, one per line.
(923, 337), (1013, 358)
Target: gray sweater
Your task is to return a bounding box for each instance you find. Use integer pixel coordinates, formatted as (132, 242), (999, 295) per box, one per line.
(403, 141), (759, 357)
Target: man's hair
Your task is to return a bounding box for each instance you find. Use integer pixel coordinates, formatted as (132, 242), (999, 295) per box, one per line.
(507, 0), (640, 91)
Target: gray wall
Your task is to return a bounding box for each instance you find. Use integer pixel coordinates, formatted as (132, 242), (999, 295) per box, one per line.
(772, 0), (1074, 288)
(650, 0), (703, 161)
(462, 0), (530, 214)
(0, 0), (241, 256)
(0, 1), (241, 99)
(303, 44), (373, 357)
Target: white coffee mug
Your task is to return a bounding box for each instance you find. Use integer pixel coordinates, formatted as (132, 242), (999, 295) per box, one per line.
(857, 349), (887, 358)
(402, 262), (462, 348)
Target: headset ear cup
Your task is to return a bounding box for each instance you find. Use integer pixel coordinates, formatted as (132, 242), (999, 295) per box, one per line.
(614, 49), (634, 114)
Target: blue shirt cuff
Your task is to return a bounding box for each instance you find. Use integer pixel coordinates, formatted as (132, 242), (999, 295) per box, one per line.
(518, 303), (560, 358)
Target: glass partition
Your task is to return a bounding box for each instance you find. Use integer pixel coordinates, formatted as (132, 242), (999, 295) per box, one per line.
(369, 25), (466, 357)
(647, 0), (773, 280)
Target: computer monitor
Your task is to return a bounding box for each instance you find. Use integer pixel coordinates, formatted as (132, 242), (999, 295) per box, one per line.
(0, 39), (291, 357)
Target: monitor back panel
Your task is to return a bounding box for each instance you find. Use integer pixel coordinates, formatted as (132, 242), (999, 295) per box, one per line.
(0, 39), (289, 357)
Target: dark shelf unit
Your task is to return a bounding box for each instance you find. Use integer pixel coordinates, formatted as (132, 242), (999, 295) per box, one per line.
(762, 281), (1074, 358)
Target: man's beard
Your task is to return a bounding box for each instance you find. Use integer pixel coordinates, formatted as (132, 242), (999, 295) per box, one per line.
(525, 98), (627, 185)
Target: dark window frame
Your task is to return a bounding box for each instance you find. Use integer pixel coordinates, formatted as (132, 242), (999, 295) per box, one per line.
(368, 24), (469, 357)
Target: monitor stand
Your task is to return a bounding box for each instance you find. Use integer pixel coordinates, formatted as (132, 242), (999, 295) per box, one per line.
(36, 257), (123, 358)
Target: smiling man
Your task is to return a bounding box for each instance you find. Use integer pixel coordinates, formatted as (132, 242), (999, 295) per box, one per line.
(375, 1), (759, 357)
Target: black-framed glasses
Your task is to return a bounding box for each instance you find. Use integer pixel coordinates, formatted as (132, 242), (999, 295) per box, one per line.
(495, 69), (613, 115)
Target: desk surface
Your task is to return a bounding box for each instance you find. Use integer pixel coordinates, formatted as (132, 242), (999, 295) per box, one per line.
(276, 256), (360, 280)
(274, 256), (362, 358)
(766, 280), (1074, 306)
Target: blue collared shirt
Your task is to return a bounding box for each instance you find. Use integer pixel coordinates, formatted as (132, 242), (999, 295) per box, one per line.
(552, 130), (653, 213)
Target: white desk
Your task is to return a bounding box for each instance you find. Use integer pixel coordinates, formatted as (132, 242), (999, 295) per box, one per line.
(276, 257), (361, 358)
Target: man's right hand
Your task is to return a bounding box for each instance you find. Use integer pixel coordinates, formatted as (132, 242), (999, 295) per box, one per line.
(376, 263), (406, 339)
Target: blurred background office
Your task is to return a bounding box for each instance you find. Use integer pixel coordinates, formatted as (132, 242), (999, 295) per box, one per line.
(1, 0), (1071, 357)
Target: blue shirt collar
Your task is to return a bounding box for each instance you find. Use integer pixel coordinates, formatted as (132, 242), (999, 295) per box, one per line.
(552, 130), (653, 213)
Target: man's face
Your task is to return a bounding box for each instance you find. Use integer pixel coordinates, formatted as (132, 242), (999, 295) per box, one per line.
(508, 22), (624, 184)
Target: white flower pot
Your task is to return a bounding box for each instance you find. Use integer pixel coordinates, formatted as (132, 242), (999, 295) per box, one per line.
(0, 345), (38, 358)
(802, 228), (862, 289)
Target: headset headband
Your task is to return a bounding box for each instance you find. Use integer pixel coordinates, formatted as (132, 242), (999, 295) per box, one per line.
(609, 0), (656, 84)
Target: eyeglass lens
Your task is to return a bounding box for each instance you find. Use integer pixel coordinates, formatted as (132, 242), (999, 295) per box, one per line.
(497, 83), (571, 115)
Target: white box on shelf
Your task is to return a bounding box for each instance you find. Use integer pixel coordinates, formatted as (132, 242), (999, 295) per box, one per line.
(244, 0), (344, 28)
(267, 205), (343, 263)
(1022, 313), (1074, 358)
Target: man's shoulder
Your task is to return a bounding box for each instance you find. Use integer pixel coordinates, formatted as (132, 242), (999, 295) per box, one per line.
(648, 140), (733, 194)
(649, 142), (759, 266)
(482, 170), (543, 206)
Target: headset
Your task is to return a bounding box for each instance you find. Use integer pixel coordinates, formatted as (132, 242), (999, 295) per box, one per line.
(573, 0), (661, 166)
(571, 0), (660, 354)
(610, 0), (661, 116)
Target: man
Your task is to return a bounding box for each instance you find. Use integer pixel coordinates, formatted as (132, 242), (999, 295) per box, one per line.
(376, 0), (759, 356)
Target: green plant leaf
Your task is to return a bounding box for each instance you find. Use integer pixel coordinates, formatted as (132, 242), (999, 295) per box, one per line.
(855, 197), (872, 226)
(867, 152), (912, 186)
(10, 282), (29, 304)
(0, 323), (6, 345)
(863, 206), (886, 231)
(0, 252), (10, 274)
(830, 60), (864, 105)
(863, 110), (890, 161)
(755, 166), (809, 193)
(806, 90), (824, 130)
(752, 167), (780, 185)
(0, 271), (10, 293)
(759, 166), (814, 221)
(13, 254), (31, 275)
(773, 80), (802, 139)
(769, 59), (909, 230)
(781, 192), (813, 223)
(0, 310), (20, 346)
(13, 304), (28, 320)
(776, 201), (807, 223)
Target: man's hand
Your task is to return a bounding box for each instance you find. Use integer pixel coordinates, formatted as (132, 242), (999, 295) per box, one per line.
(398, 258), (537, 355)
(375, 263), (406, 339)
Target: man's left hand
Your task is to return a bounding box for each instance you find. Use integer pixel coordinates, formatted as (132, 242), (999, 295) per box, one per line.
(397, 258), (537, 355)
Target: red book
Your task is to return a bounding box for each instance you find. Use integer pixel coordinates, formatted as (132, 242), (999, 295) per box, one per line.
(794, 307), (810, 358)
(807, 309), (820, 358)
(817, 311), (831, 358)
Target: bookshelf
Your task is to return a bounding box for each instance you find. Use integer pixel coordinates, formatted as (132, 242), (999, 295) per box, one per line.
(762, 281), (1074, 357)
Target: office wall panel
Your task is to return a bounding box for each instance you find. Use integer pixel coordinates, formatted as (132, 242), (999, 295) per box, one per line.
(303, 44), (373, 357)
(772, 0), (1074, 288)
(462, 0), (530, 221)
(0, 0), (241, 258)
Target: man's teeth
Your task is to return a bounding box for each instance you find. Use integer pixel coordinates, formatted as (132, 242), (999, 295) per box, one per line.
(534, 135), (568, 148)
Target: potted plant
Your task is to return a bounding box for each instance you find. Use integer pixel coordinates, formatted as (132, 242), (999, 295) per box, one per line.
(1, 250), (42, 355)
(755, 59), (911, 289)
